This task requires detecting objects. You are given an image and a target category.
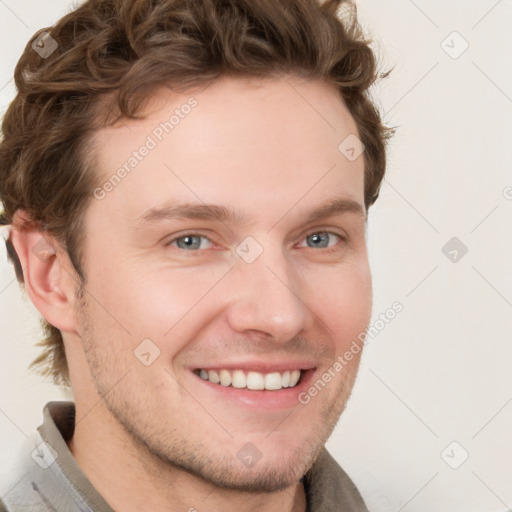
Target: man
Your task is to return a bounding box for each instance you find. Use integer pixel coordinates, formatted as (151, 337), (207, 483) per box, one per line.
(0, 0), (392, 510)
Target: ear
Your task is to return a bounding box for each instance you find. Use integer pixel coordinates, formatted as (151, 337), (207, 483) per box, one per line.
(9, 211), (80, 334)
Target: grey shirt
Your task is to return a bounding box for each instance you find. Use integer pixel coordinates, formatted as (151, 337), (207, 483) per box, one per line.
(0, 401), (369, 511)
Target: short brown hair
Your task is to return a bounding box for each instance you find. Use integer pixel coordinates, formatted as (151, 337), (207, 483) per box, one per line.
(0, 0), (393, 387)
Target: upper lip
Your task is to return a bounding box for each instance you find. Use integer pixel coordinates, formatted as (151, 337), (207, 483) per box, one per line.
(192, 360), (317, 374)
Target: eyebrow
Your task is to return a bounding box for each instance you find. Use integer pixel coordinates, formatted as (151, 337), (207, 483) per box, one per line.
(135, 197), (366, 228)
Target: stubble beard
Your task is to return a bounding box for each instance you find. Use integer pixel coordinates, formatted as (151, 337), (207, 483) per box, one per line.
(74, 283), (359, 494)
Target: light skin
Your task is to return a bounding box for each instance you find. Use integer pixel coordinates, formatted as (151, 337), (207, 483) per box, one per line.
(11, 74), (372, 512)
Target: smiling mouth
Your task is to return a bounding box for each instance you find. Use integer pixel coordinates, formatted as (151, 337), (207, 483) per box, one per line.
(192, 368), (306, 391)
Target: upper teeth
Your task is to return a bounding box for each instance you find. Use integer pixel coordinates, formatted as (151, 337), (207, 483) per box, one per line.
(197, 369), (302, 390)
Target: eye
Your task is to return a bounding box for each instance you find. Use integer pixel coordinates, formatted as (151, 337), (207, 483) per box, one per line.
(165, 230), (346, 252)
(167, 234), (214, 251)
(298, 231), (344, 250)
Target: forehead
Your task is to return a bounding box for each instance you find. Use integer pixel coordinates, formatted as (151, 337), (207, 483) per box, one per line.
(87, 75), (365, 227)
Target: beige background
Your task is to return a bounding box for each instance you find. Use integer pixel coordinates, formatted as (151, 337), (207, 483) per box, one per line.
(1, 1), (511, 510)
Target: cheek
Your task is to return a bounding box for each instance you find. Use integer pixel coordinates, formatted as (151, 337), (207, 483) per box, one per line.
(88, 263), (228, 340)
(310, 261), (372, 340)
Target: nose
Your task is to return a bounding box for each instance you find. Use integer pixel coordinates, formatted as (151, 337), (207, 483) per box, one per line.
(225, 243), (308, 343)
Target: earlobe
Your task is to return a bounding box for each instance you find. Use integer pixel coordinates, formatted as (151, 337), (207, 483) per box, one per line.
(9, 212), (79, 334)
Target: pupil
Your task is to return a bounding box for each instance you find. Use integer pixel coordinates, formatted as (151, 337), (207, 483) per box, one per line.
(180, 236), (199, 249)
(310, 233), (327, 247)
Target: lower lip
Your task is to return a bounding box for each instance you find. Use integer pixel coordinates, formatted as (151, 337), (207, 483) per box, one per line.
(189, 369), (316, 410)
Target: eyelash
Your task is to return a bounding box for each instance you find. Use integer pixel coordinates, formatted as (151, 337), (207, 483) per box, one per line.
(165, 228), (348, 253)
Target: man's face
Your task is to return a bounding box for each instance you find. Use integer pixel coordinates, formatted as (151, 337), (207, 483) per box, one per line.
(72, 75), (372, 492)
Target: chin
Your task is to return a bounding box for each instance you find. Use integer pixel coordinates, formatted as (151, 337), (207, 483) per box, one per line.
(224, 443), (320, 492)
(189, 460), (307, 493)
(149, 435), (318, 493)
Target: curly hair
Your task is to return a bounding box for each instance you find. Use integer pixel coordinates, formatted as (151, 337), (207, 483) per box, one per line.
(0, 0), (393, 387)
